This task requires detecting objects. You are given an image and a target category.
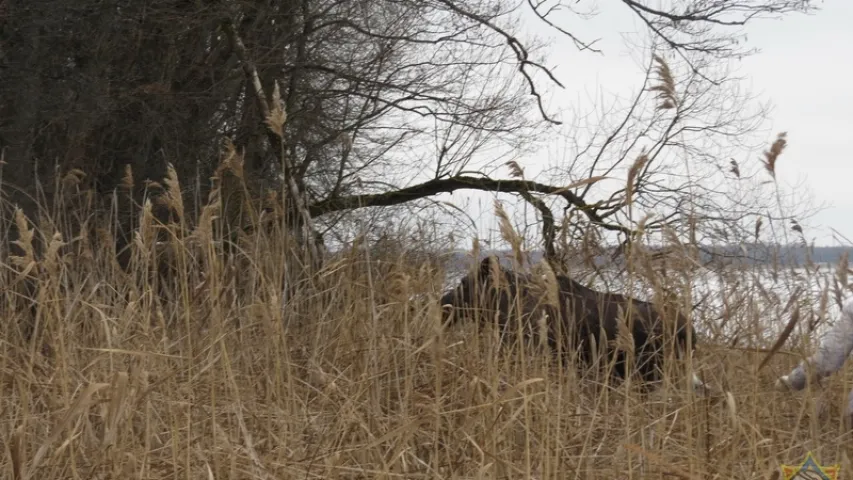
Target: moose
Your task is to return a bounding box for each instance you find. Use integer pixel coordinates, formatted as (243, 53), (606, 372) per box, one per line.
(439, 255), (707, 392)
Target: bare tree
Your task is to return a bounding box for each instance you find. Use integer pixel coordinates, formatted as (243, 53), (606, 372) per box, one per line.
(0, 0), (818, 269)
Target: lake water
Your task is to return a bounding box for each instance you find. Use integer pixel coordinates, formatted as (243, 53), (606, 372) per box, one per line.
(440, 259), (850, 346)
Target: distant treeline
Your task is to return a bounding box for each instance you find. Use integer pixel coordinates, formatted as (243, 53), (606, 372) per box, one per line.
(694, 244), (853, 266)
(441, 244), (853, 271)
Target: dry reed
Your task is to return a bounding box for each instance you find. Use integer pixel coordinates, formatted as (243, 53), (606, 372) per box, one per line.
(1, 161), (852, 480)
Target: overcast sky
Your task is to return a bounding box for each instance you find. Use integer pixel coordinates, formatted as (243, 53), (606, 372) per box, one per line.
(738, 0), (853, 246)
(439, 1), (853, 249)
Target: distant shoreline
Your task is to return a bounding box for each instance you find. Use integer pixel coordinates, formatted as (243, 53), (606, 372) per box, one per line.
(439, 244), (853, 269)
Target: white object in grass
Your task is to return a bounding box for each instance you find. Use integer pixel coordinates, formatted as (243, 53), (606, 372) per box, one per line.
(776, 296), (853, 419)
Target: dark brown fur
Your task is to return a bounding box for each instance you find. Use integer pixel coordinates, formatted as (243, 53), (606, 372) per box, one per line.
(439, 256), (696, 387)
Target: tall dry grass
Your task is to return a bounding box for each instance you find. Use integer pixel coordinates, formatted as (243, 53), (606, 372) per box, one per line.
(1, 159), (852, 479)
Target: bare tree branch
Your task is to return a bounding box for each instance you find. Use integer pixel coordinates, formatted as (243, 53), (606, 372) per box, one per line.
(308, 175), (631, 234)
(433, 0), (564, 125)
(518, 190), (559, 269)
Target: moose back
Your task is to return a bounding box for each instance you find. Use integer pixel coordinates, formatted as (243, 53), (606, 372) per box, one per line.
(439, 256), (700, 389)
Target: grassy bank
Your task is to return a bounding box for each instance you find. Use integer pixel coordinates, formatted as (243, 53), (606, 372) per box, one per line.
(1, 199), (852, 480)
